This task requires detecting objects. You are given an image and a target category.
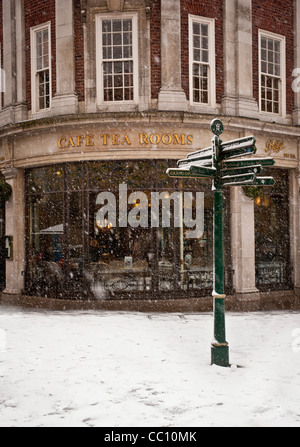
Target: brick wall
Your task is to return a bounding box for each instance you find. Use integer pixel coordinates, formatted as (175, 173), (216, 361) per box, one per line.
(24, 0), (56, 111)
(0, 0), (2, 107)
(252, 0), (294, 115)
(180, 0), (224, 103)
(150, 0), (161, 100)
(74, 0), (84, 103)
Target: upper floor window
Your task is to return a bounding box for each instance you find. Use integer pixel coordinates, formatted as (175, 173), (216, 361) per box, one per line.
(189, 15), (216, 107)
(96, 14), (138, 106)
(31, 22), (52, 114)
(259, 31), (286, 116)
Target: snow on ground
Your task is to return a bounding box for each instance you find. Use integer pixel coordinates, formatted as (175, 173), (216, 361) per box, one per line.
(0, 305), (300, 427)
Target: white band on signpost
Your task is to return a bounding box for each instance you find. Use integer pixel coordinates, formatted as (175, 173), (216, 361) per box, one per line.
(212, 342), (229, 348)
(212, 293), (226, 299)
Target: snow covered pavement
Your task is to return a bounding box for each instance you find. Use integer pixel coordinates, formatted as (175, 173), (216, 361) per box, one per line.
(0, 305), (299, 427)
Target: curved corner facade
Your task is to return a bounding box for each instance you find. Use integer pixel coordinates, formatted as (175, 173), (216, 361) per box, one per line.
(0, 0), (300, 310)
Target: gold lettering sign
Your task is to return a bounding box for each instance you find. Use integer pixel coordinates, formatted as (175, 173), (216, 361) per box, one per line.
(58, 135), (95, 149)
(58, 133), (194, 149)
(265, 139), (286, 154)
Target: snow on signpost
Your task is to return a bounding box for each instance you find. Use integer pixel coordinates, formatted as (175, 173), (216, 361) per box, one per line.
(167, 119), (275, 368)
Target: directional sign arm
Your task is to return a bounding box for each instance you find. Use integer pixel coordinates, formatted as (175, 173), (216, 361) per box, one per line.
(167, 167), (214, 179)
(189, 165), (216, 178)
(220, 136), (257, 160)
(250, 177), (275, 186)
(186, 146), (212, 159)
(178, 147), (213, 168)
(221, 164), (262, 178)
(221, 173), (256, 186)
(221, 157), (275, 170)
(178, 155), (213, 168)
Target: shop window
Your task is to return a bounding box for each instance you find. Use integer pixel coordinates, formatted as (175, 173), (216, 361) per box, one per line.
(189, 15), (216, 107)
(0, 201), (5, 291)
(25, 161), (232, 300)
(255, 169), (291, 290)
(96, 14), (138, 105)
(30, 22), (52, 114)
(259, 31), (286, 117)
(27, 192), (64, 297)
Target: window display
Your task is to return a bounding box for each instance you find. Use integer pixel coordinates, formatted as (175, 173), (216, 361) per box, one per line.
(25, 161), (231, 300)
(255, 169), (291, 290)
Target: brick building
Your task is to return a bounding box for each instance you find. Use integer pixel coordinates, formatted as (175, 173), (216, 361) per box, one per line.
(0, 0), (299, 310)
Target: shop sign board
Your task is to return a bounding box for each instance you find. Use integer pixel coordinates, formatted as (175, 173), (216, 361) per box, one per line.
(167, 168), (208, 179)
(220, 137), (257, 160)
(178, 147), (213, 168)
(221, 173), (256, 187)
(249, 177), (275, 186)
(221, 165), (262, 178)
(221, 157), (275, 169)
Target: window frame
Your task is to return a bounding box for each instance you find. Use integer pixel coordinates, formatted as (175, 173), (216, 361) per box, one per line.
(258, 29), (286, 118)
(30, 22), (52, 115)
(96, 13), (139, 107)
(188, 15), (216, 108)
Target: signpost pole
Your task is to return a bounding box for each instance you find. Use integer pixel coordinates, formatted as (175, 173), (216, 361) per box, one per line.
(166, 118), (274, 368)
(211, 130), (229, 367)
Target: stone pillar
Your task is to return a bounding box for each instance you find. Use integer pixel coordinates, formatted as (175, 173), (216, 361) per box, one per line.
(293, 0), (300, 125)
(1, 0), (27, 125)
(15, 0), (27, 122)
(1, 167), (25, 295)
(231, 187), (260, 304)
(51, 0), (78, 115)
(222, 0), (258, 118)
(158, 0), (187, 111)
(222, 0), (237, 115)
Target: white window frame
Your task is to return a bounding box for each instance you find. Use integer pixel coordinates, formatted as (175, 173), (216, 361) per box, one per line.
(259, 30), (286, 118)
(189, 15), (216, 108)
(96, 13), (139, 107)
(30, 22), (52, 115)
(0, 45), (2, 110)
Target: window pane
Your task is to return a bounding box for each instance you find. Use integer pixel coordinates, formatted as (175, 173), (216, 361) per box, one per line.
(38, 70), (50, 110)
(123, 19), (132, 32)
(103, 20), (111, 33)
(193, 22), (200, 35)
(113, 20), (122, 32)
(260, 35), (282, 115)
(201, 24), (208, 36)
(192, 21), (211, 104)
(101, 18), (134, 103)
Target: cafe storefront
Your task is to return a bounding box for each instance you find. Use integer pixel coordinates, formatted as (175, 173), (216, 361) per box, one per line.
(0, 115), (299, 307)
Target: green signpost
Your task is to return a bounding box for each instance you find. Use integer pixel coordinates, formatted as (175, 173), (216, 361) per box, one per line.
(167, 119), (275, 367)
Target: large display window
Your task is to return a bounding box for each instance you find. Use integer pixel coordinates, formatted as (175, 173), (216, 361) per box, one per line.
(25, 161), (232, 300)
(255, 168), (291, 291)
(0, 203), (5, 291)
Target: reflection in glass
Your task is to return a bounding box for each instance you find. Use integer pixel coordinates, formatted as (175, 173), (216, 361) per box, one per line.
(27, 192), (64, 297)
(255, 169), (291, 290)
(26, 161), (229, 299)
